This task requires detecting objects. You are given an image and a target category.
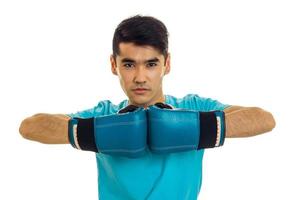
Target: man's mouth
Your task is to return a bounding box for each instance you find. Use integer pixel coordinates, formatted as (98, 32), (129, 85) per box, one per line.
(132, 88), (149, 95)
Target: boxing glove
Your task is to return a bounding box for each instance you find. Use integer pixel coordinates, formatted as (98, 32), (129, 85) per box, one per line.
(68, 105), (148, 158)
(147, 103), (226, 154)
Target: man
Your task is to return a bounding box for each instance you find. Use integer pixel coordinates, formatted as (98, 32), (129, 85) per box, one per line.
(19, 15), (276, 200)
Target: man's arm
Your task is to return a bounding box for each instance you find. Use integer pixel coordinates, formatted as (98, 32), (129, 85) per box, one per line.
(19, 113), (71, 144)
(224, 106), (276, 137)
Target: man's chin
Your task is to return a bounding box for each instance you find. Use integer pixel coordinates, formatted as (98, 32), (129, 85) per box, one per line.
(129, 96), (152, 107)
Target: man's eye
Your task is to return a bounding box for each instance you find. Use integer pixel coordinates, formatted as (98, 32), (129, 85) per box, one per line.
(147, 62), (157, 67)
(124, 63), (134, 68)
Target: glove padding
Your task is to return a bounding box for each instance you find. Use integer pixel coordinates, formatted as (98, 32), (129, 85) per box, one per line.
(68, 105), (148, 158)
(148, 103), (226, 154)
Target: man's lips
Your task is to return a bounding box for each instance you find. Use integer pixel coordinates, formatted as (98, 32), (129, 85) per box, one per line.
(132, 88), (149, 94)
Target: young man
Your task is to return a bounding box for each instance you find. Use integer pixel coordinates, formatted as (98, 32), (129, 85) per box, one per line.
(19, 15), (276, 200)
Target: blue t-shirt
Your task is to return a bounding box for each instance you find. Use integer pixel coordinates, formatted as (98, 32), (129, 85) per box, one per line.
(68, 94), (230, 200)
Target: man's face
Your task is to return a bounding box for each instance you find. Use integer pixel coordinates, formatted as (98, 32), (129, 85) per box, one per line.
(110, 42), (170, 107)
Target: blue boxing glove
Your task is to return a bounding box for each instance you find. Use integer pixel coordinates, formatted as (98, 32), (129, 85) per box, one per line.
(68, 105), (148, 158)
(148, 103), (226, 154)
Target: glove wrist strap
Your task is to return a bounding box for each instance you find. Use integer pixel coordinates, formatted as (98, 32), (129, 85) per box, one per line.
(69, 117), (98, 152)
(198, 111), (226, 149)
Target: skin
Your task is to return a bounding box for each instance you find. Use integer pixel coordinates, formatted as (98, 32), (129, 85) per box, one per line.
(19, 42), (276, 144)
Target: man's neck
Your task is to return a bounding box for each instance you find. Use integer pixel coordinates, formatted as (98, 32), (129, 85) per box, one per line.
(129, 94), (165, 108)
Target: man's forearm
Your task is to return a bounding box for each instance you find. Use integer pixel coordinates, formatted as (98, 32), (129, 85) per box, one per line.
(19, 113), (71, 144)
(224, 106), (276, 138)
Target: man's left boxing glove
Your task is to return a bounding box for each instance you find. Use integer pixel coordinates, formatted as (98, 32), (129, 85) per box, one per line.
(148, 103), (226, 154)
(68, 105), (148, 158)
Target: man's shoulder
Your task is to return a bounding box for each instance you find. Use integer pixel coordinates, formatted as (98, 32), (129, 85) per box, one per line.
(68, 99), (128, 118)
(166, 93), (207, 100)
(94, 99), (128, 115)
(166, 93), (229, 111)
(166, 93), (208, 105)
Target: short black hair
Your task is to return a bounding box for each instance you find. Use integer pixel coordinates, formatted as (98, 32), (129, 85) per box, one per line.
(112, 15), (169, 61)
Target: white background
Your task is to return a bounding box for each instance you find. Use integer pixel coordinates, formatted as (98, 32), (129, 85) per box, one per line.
(1, 0), (299, 199)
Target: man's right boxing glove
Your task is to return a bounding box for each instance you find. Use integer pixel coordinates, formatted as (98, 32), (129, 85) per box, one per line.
(68, 105), (148, 158)
(147, 103), (226, 154)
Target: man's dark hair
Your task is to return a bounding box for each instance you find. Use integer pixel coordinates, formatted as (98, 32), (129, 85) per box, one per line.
(112, 15), (169, 61)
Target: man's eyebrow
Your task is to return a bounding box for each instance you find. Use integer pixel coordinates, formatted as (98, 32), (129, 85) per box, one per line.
(121, 57), (160, 63)
(121, 58), (135, 63)
(145, 58), (159, 63)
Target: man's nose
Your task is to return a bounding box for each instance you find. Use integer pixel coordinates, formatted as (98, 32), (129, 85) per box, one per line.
(134, 66), (147, 84)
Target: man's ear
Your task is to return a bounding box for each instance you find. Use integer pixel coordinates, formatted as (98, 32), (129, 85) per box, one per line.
(164, 53), (171, 75)
(110, 55), (118, 76)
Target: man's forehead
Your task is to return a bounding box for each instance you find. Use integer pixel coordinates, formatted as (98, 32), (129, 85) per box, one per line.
(117, 43), (163, 61)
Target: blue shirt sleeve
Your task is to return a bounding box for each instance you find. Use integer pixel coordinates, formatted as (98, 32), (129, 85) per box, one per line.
(178, 94), (231, 111)
(200, 96), (231, 111)
(67, 107), (96, 118)
(66, 101), (107, 118)
(66, 100), (128, 118)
